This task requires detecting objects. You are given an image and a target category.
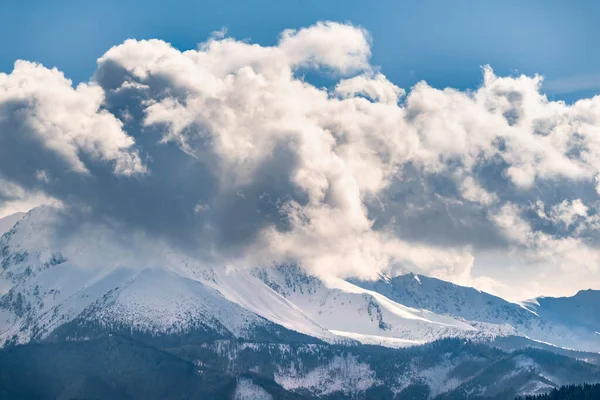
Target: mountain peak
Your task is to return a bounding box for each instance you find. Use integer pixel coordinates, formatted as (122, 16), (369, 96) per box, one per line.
(411, 272), (422, 284)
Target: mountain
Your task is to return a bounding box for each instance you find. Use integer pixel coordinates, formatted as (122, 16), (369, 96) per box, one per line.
(197, 338), (600, 399)
(2, 334), (599, 400)
(352, 273), (600, 352)
(0, 207), (488, 348)
(516, 383), (600, 400)
(0, 207), (332, 347)
(0, 212), (24, 235)
(1, 206), (600, 399)
(0, 334), (307, 400)
(523, 291), (600, 337)
(438, 348), (600, 399)
(252, 265), (485, 347)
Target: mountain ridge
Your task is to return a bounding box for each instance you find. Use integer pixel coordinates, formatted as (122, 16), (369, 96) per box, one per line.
(1, 207), (600, 398)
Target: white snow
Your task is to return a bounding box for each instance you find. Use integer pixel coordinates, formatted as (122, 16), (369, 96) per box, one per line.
(396, 361), (464, 397)
(275, 355), (378, 396)
(329, 330), (423, 348)
(203, 268), (336, 341)
(91, 268), (267, 336)
(353, 272), (600, 352)
(519, 380), (555, 396)
(234, 378), (273, 400)
(0, 208), (280, 343)
(252, 266), (478, 346)
(0, 212), (25, 235)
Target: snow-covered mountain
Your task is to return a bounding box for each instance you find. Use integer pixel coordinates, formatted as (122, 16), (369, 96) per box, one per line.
(0, 206), (502, 349)
(0, 212), (24, 235)
(0, 207), (335, 346)
(2, 206), (600, 398)
(252, 265), (508, 347)
(352, 273), (600, 352)
(523, 290), (600, 335)
(2, 206), (600, 353)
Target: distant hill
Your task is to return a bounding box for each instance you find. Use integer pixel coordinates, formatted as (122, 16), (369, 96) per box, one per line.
(516, 383), (600, 400)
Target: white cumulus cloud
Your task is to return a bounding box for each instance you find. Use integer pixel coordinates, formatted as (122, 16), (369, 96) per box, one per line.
(2, 22), (600, 299)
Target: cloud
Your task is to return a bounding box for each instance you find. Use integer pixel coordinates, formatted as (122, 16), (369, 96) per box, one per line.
(279, 21), (371, 74)
(0, 177), (60, 219)
(335, 73), (405, 104)
(2, 22), (600, 299)
(0, 61), (145, 176)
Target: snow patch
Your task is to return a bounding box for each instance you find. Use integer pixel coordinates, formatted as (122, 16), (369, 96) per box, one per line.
(396, 358), (468, 397)
(275, 355), (378, 396)
(330, 330), (423, 348)
(234, 378), (273, 400)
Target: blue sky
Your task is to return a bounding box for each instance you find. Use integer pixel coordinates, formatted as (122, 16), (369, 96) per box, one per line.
(2, 0), (600, 102)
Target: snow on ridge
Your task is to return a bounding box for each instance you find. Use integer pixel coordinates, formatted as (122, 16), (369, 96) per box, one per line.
(275, 354), (378, 396)
(0, 212), (25, 236)
(204, 268), (335, 341)
(251, 265), (479, 346)
(330, 277), (476, 330)
(350, 271), (600, 352)
(89, 268), (267, 337)
(234, 378), (273, 400)
(378, 272), (392, 283)
(0, 209), (332, 344)
(396, 358), (468, 397)
(413, 273), (421, 285)
(329, 330), (424, 348)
